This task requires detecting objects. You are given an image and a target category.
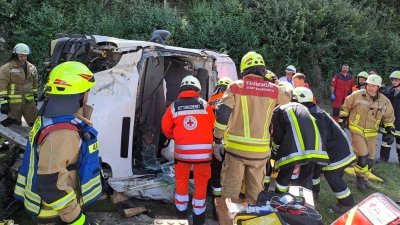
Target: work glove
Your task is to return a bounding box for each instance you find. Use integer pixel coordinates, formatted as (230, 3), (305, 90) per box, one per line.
(0, 96), (10, 115)
(338, 117), (347, 130)
(213, 137), (224, 161)
(383, 127), (395, 145)
(330, 93), (336, 101)
(69, 212), (99, 225)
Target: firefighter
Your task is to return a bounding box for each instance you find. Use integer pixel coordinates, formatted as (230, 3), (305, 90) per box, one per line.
(293, 87), (356, 213)
(331, 64), (355, 122)
(213, 51), (292, 202)
(14, 62), (101, 224)
(271, 93), (330, 194)
(0, 43), (38, 126)
(162, 75), (215, 225)
(351, 71), (369, 92)
(377, 71), (400, 163)
(339, 75), (395, 189)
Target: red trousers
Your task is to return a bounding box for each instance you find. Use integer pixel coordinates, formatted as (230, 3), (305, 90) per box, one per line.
(174, 161), (211, 215)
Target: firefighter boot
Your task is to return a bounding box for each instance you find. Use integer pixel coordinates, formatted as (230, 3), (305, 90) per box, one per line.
(364, 179), (372, 189)
(193, 212), (206, 225)
(331, 203), (353, 214)
(356, 176), (366, 190)
(176, 209), (188, 220)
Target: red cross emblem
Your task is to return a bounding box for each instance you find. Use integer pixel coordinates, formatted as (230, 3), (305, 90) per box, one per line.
(184, 116), (197, 130)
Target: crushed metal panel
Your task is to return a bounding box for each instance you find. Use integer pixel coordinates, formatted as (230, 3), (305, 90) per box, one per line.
(88, 50), (142, 178)
(92, 35), (165, 51)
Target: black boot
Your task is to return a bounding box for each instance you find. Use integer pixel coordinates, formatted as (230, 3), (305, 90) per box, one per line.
(364, 179), (372, 189)
(193, 212), (206, 225)
(176, 209), (188, 219)
(356, 176), (366, 189)
(331, 203), (353, 213)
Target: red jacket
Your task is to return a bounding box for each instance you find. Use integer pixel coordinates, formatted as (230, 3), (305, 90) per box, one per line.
(331, 72), (354, 102)
(162, 90), (215, 162)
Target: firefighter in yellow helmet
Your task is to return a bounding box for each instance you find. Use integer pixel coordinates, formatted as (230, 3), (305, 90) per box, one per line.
(351, 71), (369, 92)
(0, 43), (38, 126)
(213, 51), (292, 202)
(339, 75), (395, 189)
(14, 61), (102, 225)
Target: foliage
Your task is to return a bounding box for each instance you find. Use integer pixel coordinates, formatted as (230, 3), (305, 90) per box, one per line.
(0, 0), (399, 95)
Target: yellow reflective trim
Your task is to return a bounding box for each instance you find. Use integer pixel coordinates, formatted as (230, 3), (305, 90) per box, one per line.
(88, 142), (99, 154)
(0, 91), (7, 95)
(0, 100), (7, 104)
(354, 114), (360, 125)
(336, 190), (351, 199)
(17, 174), (26, 185)
(226, 141), (269, 152)
(48, 191), (76, 210)
(340, 111), (349, 117)
(225, 134), (269, 144)
(309, 115), (319, 150)
(24, 197), (40, 214)
(10, 84), (15, 95)
(384, 123), (394, 127)
(8, 94), (22, 98)
(289, 109), (305, 151)
(14, 185), (25, 197)
(214, 121), (228, 130)
(240, 96), (250, 137)
(271, 142), (279, 149)
(82, 185), (102, 203)
(375, 120), (380, 130)
(82, 174), (101, 193)
(25, 95), (34, 100)
(38, 208), (58, 217)
(32, 89), (38, 92)
(323, 155), (357, 171)
(263, 99), (274, 138)
(275, 153), (329, 168)
(9, 99), (22, 103)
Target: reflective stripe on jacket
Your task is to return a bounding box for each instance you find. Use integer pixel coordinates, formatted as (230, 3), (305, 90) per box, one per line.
(308, 105), (356, 171)
(14, 115), (103, 216)
(271, 102), (329, 170)
(340, 90), (395, 137)
(0, 60), (38, 103)
(162, 90), (215, 163)
(214, 75), (292, 160)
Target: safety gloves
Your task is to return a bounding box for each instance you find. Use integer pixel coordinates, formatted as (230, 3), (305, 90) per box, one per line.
(383, 127), (396, 145)
(69, 212), (99, 225)
(338, 116), (347, 130)
(330, 93), (336, 101)
(213, 137), (224, 161)
(0, 96), (10, 115)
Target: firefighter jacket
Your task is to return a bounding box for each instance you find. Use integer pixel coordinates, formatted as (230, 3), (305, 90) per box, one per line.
(271, 102), (330, 170)
(213, 75), (292, 160)
(162, 90), (215, 163)
(307, 104), (356, 171)
(14, 115), (103, 216)
(0, 60), (38, 104)
(208, 92), (224, 111)
(383, 87), (400, 132)
(340, 90), (395, 138)
(331, 72), (354, 101)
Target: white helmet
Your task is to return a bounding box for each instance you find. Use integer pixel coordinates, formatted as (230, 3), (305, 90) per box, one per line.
(293, 87), (314, 103)
(13, 43), (30, 55)
(180, 75), (201, 90)
(285, 65), (296, 73)
(366, 75), (382, 87)
(279, 81), (293, 92)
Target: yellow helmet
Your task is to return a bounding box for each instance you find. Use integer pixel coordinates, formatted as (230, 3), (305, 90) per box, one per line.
(46, 61), (96, 95)
(13, 43), (30, 55)
(216, 77), (233, 86)
(240, 51), (265, 72)
(265, 70), (277, 81)
(293, 87), (314, 103)
(389, 71), (400, 79)
(366, 74), (382, 87)
(357, 71), (369, 79)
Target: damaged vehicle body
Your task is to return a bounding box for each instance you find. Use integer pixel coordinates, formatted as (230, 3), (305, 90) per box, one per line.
(0, 31), (238, 206)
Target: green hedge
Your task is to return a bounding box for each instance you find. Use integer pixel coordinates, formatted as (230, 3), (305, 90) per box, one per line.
(1, 0), (399, 98)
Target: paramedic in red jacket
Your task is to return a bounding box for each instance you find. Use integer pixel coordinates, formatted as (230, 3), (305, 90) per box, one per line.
(162, 75), (215, 225)
(330, 64), (354, 122)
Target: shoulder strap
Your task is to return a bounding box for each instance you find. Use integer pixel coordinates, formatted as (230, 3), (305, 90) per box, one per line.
(37, 122), (80, 145)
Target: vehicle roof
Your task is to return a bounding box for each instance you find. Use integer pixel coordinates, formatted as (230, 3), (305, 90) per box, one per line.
(91, 35), (229, 57)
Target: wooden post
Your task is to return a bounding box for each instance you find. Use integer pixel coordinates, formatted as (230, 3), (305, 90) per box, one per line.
(123, 206), (147, 218)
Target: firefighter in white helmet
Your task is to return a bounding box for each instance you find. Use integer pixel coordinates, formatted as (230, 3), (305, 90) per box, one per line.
(293, 87), (356, 213)
(377, 71), (400, 163)
(0, 43), (38, 126)
(339, 75), (395, 189)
